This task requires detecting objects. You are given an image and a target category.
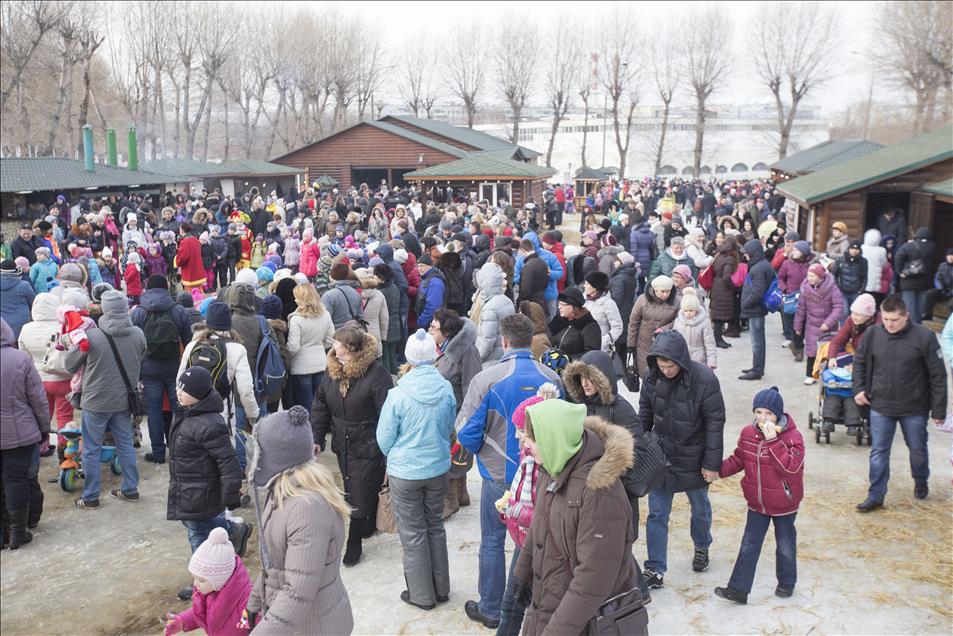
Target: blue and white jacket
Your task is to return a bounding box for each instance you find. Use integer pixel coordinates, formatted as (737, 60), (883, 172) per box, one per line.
(514, 232), (564, 302)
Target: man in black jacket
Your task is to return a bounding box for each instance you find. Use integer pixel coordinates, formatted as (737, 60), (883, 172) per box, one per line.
(11, 224), (43, 266)
(168, 366), (251, 600)
(516, 240), (548, 308)
(739, 239), (776, 380)
(894, 227), (936, 324)
(638, 330), (725, 589)
(853, 295), (947, 512)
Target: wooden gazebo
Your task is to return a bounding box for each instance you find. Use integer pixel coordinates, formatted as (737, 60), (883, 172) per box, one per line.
(573, 166), (610, 210)
(404, 155), (555, 208)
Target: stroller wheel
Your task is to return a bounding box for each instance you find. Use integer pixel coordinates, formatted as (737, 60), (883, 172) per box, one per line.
(814, 426), (822, 444)
(808, 412), (815, 430)
(855, 427), (864, 446)
(59, 468), (80, 492)
(825, 431), (832, 444)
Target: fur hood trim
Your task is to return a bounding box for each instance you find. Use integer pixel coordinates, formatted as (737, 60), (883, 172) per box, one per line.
(325, 331), (378, 396)
(563, 361), (613, 406)
(583, 416), (634, 491)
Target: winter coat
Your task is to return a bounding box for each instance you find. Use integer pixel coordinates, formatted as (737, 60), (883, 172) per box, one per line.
(247, 492), (354, 635)
(515, 232), (563, 302)
(226, 234), (242, 264)
(895, 229), (936, 292)
(437, 251), (465, 312)
(720, 415), (805, 516)
(17, 293), (71, 382)
(833, 252), (868, 295)
(358, 280), (388, 357)
(674, 310), (718, 368)
(378, 364), (456, 481)
(777, 255), (810, 294)
(298, 239), (320, 277)
(123, 263), (143, 296)
(853, 321), (948, 420)
(416, 267), (445, 330)
(516, 252), (548, 307)
(708, 246), (739, 322)
(519, 300), (552, 361)
(826, 233), (850, 260)
(434, 318), (483, 411)
(376, 244), (409, 316)
(130, 288), (194, 380)
(563, 352), (640, 436)
(549, 310), (602, 361)
(310, 332), (393, 517)
(223, 284), (269, 378)
(176, 235), (207, 288)
(596, 245), (623, 277)
(548, 241), (568, 292)
(211, 234), (229, 267)
(794, 273), (844, 357)
(626, 286), (680, 377)
(638, 330), (726, 492)
(609, 263), (638, 332)
(861, 229), (888, 293)
(474, 263), (515, 362)
(286, 311), (335, 375)
(0, 319), (50, 450)
(29, 258), (58, 293)
(376, 277), (402, 344)
(179, 554), (251, 636)
(166, 389), (242, 521)
(283, 236), (300, 267)
(0, 271), (36, 339)
(740, 239), (775, 319)
(628, 223), (655, 275)
(64, 307), (147, 414)
(649, 247), (697, 281)
(584, 293), (623, 353)
(321, 281), (364, 330)
(877, 212), (907, 244)
(513, 417), (636, 636)
(11, 235), (43, 265)
(828, 313), (881, 359)
(178, 333), (260, 421)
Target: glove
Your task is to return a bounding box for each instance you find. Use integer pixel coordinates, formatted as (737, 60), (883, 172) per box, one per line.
(164, 613), (183, 636)
(225, 491), (242, 511)
(237, 609), (258, 630)
(513, 580), (532, 609)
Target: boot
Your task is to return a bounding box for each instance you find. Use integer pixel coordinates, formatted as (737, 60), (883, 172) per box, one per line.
(713, 322), (731, 349)
(27, 479), (43, 529)
(342, 518), (364, 567)
(363, 510), (377, 538)
(8, 507), (33, 550)
(789, 343), (804, 362)
(457, 478), (470, 507)
(442, 480), (460, 520)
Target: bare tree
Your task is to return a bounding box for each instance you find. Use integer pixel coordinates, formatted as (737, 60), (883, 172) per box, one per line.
(447, 26), (488, 127)
(600, 14), (641, 178)
(578, 52), (598, 168)
(73, 2), (104, 156)
(398, 40), (440, 118)
(355, 38), (385, 121)
(496, 18), (539, 143)
(543, 26), (582, 167)
(44, 8), (79, 155)
(184, 5), (236, 158)
(1, 0), (70, 111)
(649, 28), (679, 175)
(753, 2), (840, 159)
(684, 6), (732, 177)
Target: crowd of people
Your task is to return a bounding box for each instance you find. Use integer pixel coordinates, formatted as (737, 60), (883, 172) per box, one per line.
(0, 175), (950, 635)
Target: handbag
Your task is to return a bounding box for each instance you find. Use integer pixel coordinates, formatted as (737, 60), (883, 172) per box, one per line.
(376, 475), (399, 534)
(730, 262), (748, 288)
(697, 264), (715, 291)
(622, 350), (640, 393)
(622, 431), (670, 498)
(782, 291), (799, 315)
(41, 333), (70, 376)
(588, 586), (649, 635)
(103, 332), (146, 417)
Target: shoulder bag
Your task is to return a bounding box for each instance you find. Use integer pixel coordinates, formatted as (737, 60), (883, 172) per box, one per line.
(103, 332), (147, 417)
(588, 584), (649, 635)
(41, 333), (70, 376)
(376, 475), (399, 534)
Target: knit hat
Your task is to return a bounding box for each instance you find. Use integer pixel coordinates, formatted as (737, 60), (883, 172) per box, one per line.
(418, 253), (433, 266)
(261, 294), (282, 320)
(808, 263), (827, 278)
(177, 366), (213, 400)
(671, 215), (683, 226)
(848, 239), (862, 250)
(672, 264), (693, 284)
(0, 259), (18, 274)
(256, 267), (274, 283)
(235, 268), (258, 287)
(396, 218), (409, 232)
(617, 251), (635, 266)
(91, 283), (114, 302)
(850, 293), (877, 317)
(752, 386), (784, 422)
(650, 275), (674, 291)
(541, 231), (558, 245)
(176, 291), (194, 308)
(661, 210), (673, 221)
(784, 231), (799, 242)
(251, 406), (314, 487)
(329, 261), (351, 281)
(680, 287), (701, 312)
(582, 231), (598, 243)
(205, 301), (232, 331)
(405, 328), (437, 365)
(584, 271), (609, 293)
(146, 274), (168, 290)
(558, 287), (586, 308)
(101, 247), (113, 258)
(14, 256), (29, 273)
(127, 252), (141, 264)
(199, 297), (216, 317)
(188, 527), (236, 591)
(100, 290), (128, 316)
(832, 221), (847, 233)
(512, 383), (560, 431)
(793, 240), (811, 257)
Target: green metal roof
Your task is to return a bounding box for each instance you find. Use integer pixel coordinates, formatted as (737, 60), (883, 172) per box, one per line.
(922, 176), (953, 197)
(770, 140), (884, 175)
(314, 175), (339, 187)
(404, 155), (555, 180)
(384, 115), (542, 158)
(139, 158), (301, 179)
(365, 121), (469, 159)
(575, 166), (612, 180)
(1, 157), (177, 193)
(778, 125), (953, 205)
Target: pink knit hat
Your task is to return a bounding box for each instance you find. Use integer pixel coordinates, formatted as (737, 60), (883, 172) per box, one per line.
(850, 293), (877, 317)
(511, 383), (560, 430)
(672, 264), (693, 283)
(188, 527), (236, 591)
(808, 263), (827, 278)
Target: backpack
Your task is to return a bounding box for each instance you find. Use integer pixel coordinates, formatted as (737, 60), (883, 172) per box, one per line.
(761, 277), (783, 313)
(188, 340), (231, 400)
(143, 309), (180, 359)
(255, 316), (286, 396)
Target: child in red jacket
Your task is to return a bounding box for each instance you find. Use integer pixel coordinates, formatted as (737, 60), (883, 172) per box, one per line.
(124, 251), (143, 306)
(714, 386), (805, 605)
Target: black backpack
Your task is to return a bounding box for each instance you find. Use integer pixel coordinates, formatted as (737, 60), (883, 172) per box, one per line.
(188, 340), (231, 400)
(144, 309), (180, 359)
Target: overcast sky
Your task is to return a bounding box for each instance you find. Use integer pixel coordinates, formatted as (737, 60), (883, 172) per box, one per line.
(301, 0), (892, 116)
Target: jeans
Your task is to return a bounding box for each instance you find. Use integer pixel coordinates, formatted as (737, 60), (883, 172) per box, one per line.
(645, 485), (713, 574)
(727, 511), (797, 594)
(182, 512), (232, 552)
(497, 546), (525, 636)
(748, 315), (766, 375)
(389, 472), (451, 606)
(901, 289), (930, 323)
(290, 372), (323, 411)
(545, 299), (558, 323)
(842, 292), (859, 319)
(234, 428), (248, 473)
(143, 377), (177, 460)
(479, 479), (508, 619)
(867, 410), (930, 503)
(780, 310), (795, 342)
(80, 410), (139, 502)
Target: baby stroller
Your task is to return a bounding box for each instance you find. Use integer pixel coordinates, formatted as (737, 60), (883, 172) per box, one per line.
(57, 428), (122, 492)
(806, 337), (871, 445)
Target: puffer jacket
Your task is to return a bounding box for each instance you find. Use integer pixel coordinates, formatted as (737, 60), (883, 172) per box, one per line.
(649, 247), (697, 281)
(628, 222), (655, 275)
(794, 273), (844, 357)
(549, 310), (602, 361)
(514, 232), (564, 302)
(584, 292), (623, 353)
(720, 415), (805, 516)
(833, 252), (868, 295)
(283, 236), (300, 267)
(434, 318), (483, 411)
(740, 239), (775, 319)
(777, 254), (810, 294)
(638, 330), (726, 492)
(626, 285), (680, 377)
(358, 278), (388, 357)
(29, 258), (58, 293)
(473, 262), (515, 362)
(377, 364), (456, 480)
(596, 245), (623, 277)
(17, 292), (71, 382)
(674, 309), (718, 368)
(298, 238), (321, 277)
(310, 332), (393, 517)
(563, 351), (639, 435)
(223, 283), (269, 377)
(286, 311), (335, 375)
(322, 281), (364, 330)
(609, 263), (638, 334)
(376, 276), (402, 343)
(895, 228), (936, 292)
(513, 417), (637, 636)
(0, 271), (36, 339)
(708, 243), (739, 322)
(166, 389), (242, 521)
(0, 319), (50, 450)
(861, 229), (887, 293)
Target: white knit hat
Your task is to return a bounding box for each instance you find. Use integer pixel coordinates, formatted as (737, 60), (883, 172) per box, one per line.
(188, 527), (236, 591)
(393, 248), (409, 264)
(235, 268), (258, 287)
(405, 328), (437, 365)
(101, 247), (112, 258)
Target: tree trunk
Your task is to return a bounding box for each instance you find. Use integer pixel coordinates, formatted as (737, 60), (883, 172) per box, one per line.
(580, 96), (590, 167)
(182, 62), (192, 156)
(425, 103), (434, 118)
(75, 57), (94, 157)
(778, 96), (800, 161)
(509, 104), (521, 144)
(693, 92), (706, 177)
(186, 75), (212, 160)
(200, 87), (212, 161)
(465, 103), (475, 128)
(172, 81), (181, 157)
(156, 66), (167, 159)
(654, 100), (671, 175)
(545, 113), (563, 168)
(222, 87), (230, 161)
(46, 43), (74, 156)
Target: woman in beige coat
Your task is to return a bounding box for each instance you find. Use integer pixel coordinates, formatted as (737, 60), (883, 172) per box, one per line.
(627, 275), (681, 377)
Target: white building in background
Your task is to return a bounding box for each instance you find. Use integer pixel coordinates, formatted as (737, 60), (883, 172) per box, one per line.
(473, 103), (831, 182)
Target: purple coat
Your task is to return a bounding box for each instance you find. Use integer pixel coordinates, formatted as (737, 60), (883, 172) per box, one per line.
(777, 257), (810, 294)
(0, 318), (51, 450)
(794, 273), (844, 356)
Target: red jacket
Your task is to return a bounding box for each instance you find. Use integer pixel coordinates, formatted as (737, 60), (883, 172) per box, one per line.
(178, 555), (251, 636)
(828, 313), (882, 359)
(548, 242), (568, 292)
(720, 415), (805, 516)
(123, 263), (143, 296)
(175, 235), (207, 288)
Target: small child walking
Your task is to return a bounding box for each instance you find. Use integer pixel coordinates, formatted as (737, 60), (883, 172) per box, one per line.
(164, 527), (252, 636)
(715, 386), (805, 604)
(673, 288), (717, 369)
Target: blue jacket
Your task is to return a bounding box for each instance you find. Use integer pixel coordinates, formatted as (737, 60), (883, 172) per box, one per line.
(514, 231), (564, 301)
(0, 272), (36, 340)
(418, 267), (445, 329)
(741, 239), (776, 319)
(629, 223), (655, 275)
(377, 364), (456, 480)
(29, 259), (58, 293)
(455, 349), (562, 483)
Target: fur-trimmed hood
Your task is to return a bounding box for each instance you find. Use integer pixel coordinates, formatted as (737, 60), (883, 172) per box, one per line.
(580, 416), (635, 491)
(563, 356), (615, 406)
(325, 331), (378, 395)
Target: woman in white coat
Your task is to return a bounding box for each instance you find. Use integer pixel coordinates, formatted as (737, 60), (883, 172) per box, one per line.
(861, 228), (888, 304)
(356, 268), (388, 359)
(470, 261), (515, 362)
(286, 284), (336, 410)
(582, 271), (623, 354)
